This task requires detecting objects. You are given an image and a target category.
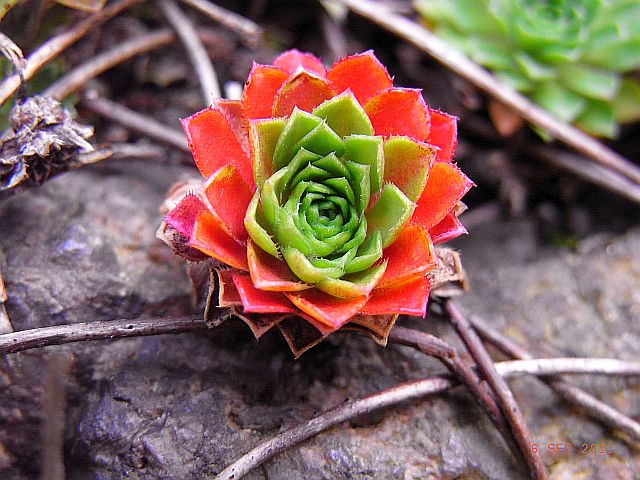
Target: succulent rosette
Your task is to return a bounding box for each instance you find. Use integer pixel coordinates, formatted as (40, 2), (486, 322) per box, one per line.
(415, 0), (640, 138)
(159, 50), (473, 356)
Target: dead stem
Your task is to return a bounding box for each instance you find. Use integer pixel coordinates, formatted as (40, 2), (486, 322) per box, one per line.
(178, 0), (263, 46)
(0, 0), (140, 106)
(0, 266), (12, 333)
(213, 376), (454, 480)
(446, 300), (547, 480)
(41, 352), (73, 480)
(44, 29), (175, 100)
(470, 314), (640, 442)
(81, 91), (189, 152)
(388, 325), (522, 469)
(532, 145), (640, 204)
(159, 0), (220, 104)
(335, 0), (640, 192)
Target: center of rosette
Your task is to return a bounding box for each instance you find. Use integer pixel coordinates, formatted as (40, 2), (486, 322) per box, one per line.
(244, 92), (396, 298)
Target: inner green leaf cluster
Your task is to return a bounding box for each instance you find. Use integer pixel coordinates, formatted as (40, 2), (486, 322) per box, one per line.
(245, 93), (411, 297)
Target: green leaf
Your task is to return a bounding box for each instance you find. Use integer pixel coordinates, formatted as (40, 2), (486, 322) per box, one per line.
(345, 161), (370, 215)
(559, 65), (620, 101)
(261, 167), (288, 226)
(514, 52), (555, 81)
(533, 82), (587, 123)
(415, 0), (504, 35)
(495, 70), (535, 93)
(383, 136), (434, 202)
(324, 177), (356, 205)
(250, 118), (286, 188)
(282, 247), (343, 283)
(244, 191), (280, 258)
(365, 183), (415, 248)
(312, 91), (374, 137)
(613, 79), (640, 123)
(294, 121), (345, 158)
(316, 262), (387, 299)
(344, 229), (382, 274)
(314, 153), (351, 179)
(575, 101), (619, 138)
(583, 39), (640, 72)
(343, 135), (384, 193)
(272, 108), (322, 170)
(281, 148), (321, 193)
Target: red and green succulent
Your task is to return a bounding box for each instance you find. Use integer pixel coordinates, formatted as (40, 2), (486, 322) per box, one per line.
(159, 50), (473, 355)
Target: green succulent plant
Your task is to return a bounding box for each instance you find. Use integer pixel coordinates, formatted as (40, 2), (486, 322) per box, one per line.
(415, 0), (640, 138)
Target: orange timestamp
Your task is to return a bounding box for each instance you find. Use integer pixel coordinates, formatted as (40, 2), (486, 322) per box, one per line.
(530, 442), (613, 456)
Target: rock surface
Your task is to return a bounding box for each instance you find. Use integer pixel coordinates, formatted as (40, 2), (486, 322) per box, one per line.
(0, 161), (638, 479)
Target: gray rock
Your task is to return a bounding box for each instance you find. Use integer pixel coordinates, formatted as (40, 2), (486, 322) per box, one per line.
(0, 163), (638, 479)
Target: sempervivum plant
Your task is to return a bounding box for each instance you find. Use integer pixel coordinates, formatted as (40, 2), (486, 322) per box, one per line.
(415, 0), (640, 138)
(159, 50), (472, 356)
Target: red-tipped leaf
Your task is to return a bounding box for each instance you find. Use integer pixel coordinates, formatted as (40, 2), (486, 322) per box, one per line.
(429, 213), (467, 245)
(362, 277), (430, 316)
(327, 51), (393, 105)
(273, 49), (326, 76)
(189, 211), (249, 271)
(242, 63), (289, 120)
(272, 70), (335, 117)
(412, 162), (474, 229)
(285, 289), (367, 328)
(427, 109), (458, 163)
(379, 224), (436, 288)
(247, 240), (311, 291)
(365, 88), (430, 142)
(231, 272), (298, 314)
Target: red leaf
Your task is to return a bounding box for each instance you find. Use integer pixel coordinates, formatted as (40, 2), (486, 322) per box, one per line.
(365, 88), (430, 142)
(231, 272), (298, 314)
(247, 241), (311, 291)
(427, 109), (458, 163)
(164, 194), (205, 238)
(362, 277), (430, 316)
(379, 224), (436, 288)
(327, 51), (393, 105)
(272, 70), (335, 117)
(273, 49), (326, 76)
(428, 213), (467, 245)
(203, 164), (254, 242)
(189, 210), (249, 271)
(285, 289), (367, 328)
(412, 162), (474, 229)
(214, 98), (249, 154)
(242, 63), (289, 120)
(181, 107), (253, 187)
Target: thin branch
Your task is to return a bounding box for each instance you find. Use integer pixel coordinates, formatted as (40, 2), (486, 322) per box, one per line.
(495, 358), (640, 378)
(159, 0), (220, 104)
(81, 91), (189, 152)
(179, 0), (263, 46)
(42, 352), (73, 480)
(44, 29), (175, 100)
(0, 315), (205, 355)
(0, 266), (12, 334)
(388, 326), (520, 464)
(335, 0), (640, 190)
(213, 375), (454, 480)
(214, 353), (640, 480)
(445, 300), (547, 480)
(0, 0), (140, 106)
(470, 314), (640, 442)
(532, 145), (640, 204)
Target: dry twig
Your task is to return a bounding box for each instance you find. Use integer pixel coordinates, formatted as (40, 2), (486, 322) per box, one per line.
(0, 266), (12, 333)
(44, 29), (175, 100)
(159, 0), (220, 104)
(81, 91), (189, 152)
(213, 375), (454, 480)
(178, 0), (263, 46)
(0, 0), (140, 106)
(446, 300), (547, 479)
(470, 315), (640, 442)
(334, 0), (640, 192)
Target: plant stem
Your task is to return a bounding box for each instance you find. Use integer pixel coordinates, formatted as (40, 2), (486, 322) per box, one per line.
(213, 375), (454, 480)
(470, 314), (640, 442)
(159, 0), (220, 103)
(389, 325), (523, 470)
(44, 29), (175, 100)
(178, 0), (263, 46)
(446, 300), (547, 479)
(81, 91), (189, 152)
(0, 0), (140, 106)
